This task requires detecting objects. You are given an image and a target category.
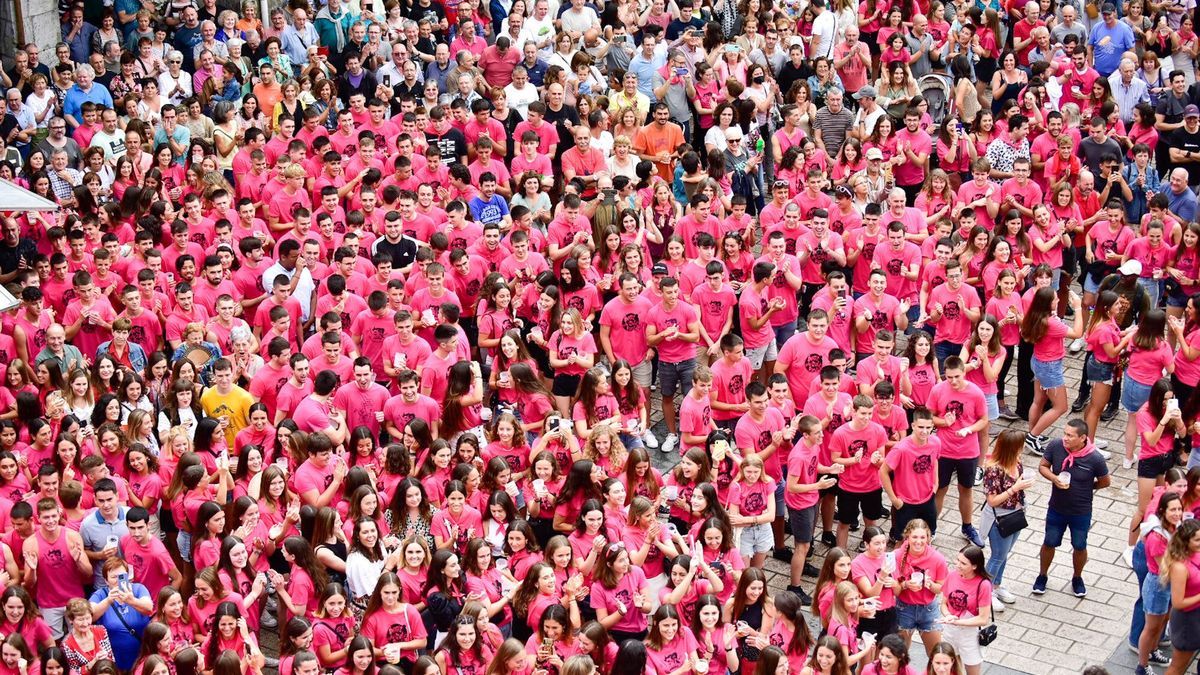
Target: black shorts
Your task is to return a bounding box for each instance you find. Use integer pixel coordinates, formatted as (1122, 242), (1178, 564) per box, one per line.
(552, 373), (582, 397)
(789, 504), (817, 543)
(837, 489), (885, 524)
(891, 496), (938, 540)
(1062, 245), (1082, 278)
(938, 456), (978, 490)
(1139, 452), (1176, 479)
(819, 483), (840, 500)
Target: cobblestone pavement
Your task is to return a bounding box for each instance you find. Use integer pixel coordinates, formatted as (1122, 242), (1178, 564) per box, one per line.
(645, 347), (1160, 675)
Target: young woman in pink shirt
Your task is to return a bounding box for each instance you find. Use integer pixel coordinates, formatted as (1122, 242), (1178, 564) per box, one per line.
(620, 447), (663, 507)
(644, 604), (700, 675)
(590, 541), (650, 643)
(1123, 311), (1176, 478)
(1020, 286), (1085, 454)
(812, 548), (853, 629)
(938, 546), (993, 675)
(434, 615), (489, 675)
(859, 634), (918, 675)
(769, 591), (814, 672)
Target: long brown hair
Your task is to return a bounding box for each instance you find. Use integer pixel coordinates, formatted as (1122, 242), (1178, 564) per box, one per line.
(728, 568), (769, 623)
(985, 429), (1025, 473)
(1019, 287), (1056, 343)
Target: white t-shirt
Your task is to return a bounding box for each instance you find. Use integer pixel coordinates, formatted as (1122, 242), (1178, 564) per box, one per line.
(811, 10), (838, 60)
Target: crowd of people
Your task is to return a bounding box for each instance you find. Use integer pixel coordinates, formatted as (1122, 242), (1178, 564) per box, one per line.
(2, 0), (1200, 672)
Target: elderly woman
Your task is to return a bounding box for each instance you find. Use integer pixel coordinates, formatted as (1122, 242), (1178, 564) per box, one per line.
(61, 598), (115, 675)
(88, 558), (153, 671)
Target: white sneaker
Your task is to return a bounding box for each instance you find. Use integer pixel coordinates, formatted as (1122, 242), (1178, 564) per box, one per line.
(1123, 546), (1135, 568)
(642, 430), (659, 449)
(1097, 449), (1113, 460)
(1123, 457), (1135, 470)
(1096, 439), (1109, 450)
(995, 586), (1017, 604)
(1070, 338), (1086, 353)
(991, 595), (1005, 613)
(661, 433), (679, 454)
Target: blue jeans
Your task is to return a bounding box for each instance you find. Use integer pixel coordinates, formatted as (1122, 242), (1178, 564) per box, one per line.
(1130, 539), (1148, 648)
(935, 340), (959, 367)
(772, 320), (797, 348)
(1138, 277), (1163, 308)
(985, 520), (1019, 587)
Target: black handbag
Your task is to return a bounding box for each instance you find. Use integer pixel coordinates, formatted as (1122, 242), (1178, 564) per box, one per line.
(974, 577), (998, 646)
(994, 507), (1028, 537)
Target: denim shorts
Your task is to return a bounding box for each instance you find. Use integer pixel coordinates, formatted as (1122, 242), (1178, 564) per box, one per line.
(1122, 377), (1154, 413)
(658, 358), (696, 398)
(1085, 354), (1115, 385)
(1142, 570), (1173, 615)
(1043, 508), (1092, 550)
(896, 598), (941, 632)
(984, 393), (999, 420)
(1031, 356), (1066, 390)
(1168, 286), (1193, 309)
(774, 477), (786, 520)
(739, 521), (774, 556)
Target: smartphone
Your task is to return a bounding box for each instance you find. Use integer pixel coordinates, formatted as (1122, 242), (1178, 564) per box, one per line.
(674, 67), (687, 76)
(557, 417), (571, 434)
(1168, 398), (1180, 413)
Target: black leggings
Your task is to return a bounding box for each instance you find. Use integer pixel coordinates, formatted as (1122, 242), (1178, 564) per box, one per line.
(997, 344), (1016, 406)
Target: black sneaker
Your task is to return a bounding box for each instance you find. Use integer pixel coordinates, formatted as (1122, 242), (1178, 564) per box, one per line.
(879, 507), (890, 519)
(1071, 396), (1090, 413)
(1101, 405), (1120, 422)
(803, 562), (820, 577)
(1032, 574), (1048, 594)
(1071, 576), (1087, 598)
(772, 546), (794, 563)
(1149, 649), (1169, 665)
(849, 522), (860, 532)
(797, 588), (813, 605)
(821, 531), (837, 547)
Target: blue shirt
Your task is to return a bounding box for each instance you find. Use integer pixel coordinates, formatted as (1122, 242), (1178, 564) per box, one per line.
(628, 52), (666, 102)
(63, 83), (114, 128)
(469, 193), (510, 225)
(88, 583), (151, 670)
(1169, 185), (1198, 221)
(1088, 21), (1135, 77)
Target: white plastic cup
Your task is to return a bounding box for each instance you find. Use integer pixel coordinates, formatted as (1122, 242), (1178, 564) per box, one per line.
(505, 481), (518, 496)
(480, 407), (493, 422)
(494, 558), (509, 571)
(1058, 471), (1072, 487)
(533, 479), (546, 494)
(421, 309), (436, 325)
(910, 572), (925, 586)
(499, 371), (511, 385)
(1022, 467), (1035, 481)
(694, 659), (709, 673)
(665, 485), (679, 501)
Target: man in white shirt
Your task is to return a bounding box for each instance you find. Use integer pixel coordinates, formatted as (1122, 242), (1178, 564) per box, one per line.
(808, 0), (838, 61)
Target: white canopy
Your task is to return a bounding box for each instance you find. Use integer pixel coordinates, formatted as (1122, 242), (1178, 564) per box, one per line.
(0, 179), (58, 212)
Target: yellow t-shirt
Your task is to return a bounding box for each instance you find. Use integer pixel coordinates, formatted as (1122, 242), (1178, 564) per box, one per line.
(200, 385), (255, 448)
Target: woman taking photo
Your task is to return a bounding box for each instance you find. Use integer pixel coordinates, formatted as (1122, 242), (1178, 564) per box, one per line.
(88, 558), (154, 671)
(1126, 379), (1187, 561)
(1020, 287), (1085, 455)
(980, 430), (1035, 614)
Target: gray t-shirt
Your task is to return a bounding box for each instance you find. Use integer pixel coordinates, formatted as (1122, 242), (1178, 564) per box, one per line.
(652, 73), (692, 123)
(814, 106), (855, 157)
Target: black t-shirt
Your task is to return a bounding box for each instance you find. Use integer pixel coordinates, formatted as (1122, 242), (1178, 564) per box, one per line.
(1043, 439), (1109, 516)
(1170, 125), (1200, 185)
(0, 238), (36, 276)
(425, 127), (468, 166)
(374, 236), (418, 271)
(543, 104), (580, 161)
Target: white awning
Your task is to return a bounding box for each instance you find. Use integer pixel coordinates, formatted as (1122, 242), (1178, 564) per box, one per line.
(0, 179), (58, 212)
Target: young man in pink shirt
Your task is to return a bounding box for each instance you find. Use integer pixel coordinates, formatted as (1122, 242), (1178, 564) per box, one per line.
(829, 395), (889, 549)
(677, 367), (716, 455)
(881, 408), (942, 542)
(385, 370), (442, 439)
(23, 498), (91, 639)
(928, 357), (991, 547)
(775, 310), (839, 400)
(737, 380), (801, 563)
(999, 157), (1043, 225)
(120, 507), (182, 598)
(600, 274), (655, 387)
(894, 108), (933, 203)
(647, 278), (700, 455)
(785, 415), (838, 604)
(926, 260), (982, 364)
(691, 260), (736, 364)
(248, 337), (293, 420)
(710, 334), (753, 431)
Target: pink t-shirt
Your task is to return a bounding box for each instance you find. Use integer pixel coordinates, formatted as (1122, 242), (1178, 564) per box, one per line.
(926, 381), (987, 460)
(941, 570), (993, 618)
(293, 458), (335, 503)
(1126, 340), (1172, 387)
(893, 129), (932, 186)
(851, 552), (895, 610)
(647, 300), (700, 363)
(894, 542), (948, 606)
(1031, 316), (1069, 362)
(829, 422), (888, 493)
(734, 408), (787, 480)
(590, 565), (649, 633)
(646, 628), (700, 675)
(738, 285), (773, 350)
(785, 441), (821, 511)
(885, 436), (941, 505)
(678, 392), (713, 453)
(1176, 330), (1200, 387)
(360, 605), (426, 661)
(928, 283), (980, 344)
(549, 330), (597, 376)
(1138, 406), (1176, 459)
(600, 296), (653, 364)
(777, 333), (839, 398)
(853, 293), (902, 353)
(710, 356), (753, 423)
